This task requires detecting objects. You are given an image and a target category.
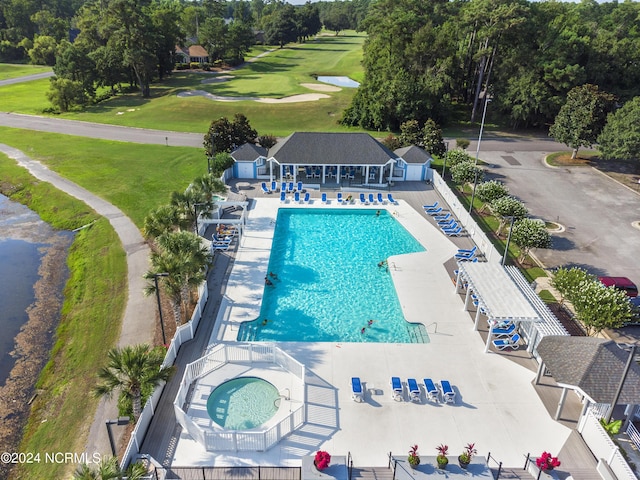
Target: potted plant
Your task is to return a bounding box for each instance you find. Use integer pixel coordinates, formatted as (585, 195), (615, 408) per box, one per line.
(536, 452), (560, 472)
(407, 444), (420, 469)
(314, 451), (331, 471)
(436, 444), (449, 469)
(458, 443), (476, 469)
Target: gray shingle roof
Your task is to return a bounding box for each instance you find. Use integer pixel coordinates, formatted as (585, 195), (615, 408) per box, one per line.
(231, 143), (267, 161)
(394, 145), (433, 164)
(537, 336), (640, 404)
(268, 132), (396, 166)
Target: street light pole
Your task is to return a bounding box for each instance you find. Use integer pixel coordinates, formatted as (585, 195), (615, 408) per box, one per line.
(105, 416), (130, 457)
(502, 216), (516, 266)
(152, 273), (169, 345)
(193, 202), (207, 235)
(468, 90), (491, 215)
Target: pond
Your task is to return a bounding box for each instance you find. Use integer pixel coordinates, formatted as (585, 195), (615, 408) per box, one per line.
(317, 76), (360, 88)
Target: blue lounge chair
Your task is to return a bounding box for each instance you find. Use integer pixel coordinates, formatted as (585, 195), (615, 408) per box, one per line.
(492, 323), (517, 338)
(321, 192), (327, 204)
(377, 193), (385, 204)
(294, 191), (300, 203)
(387, 193), (397, 204)
(434, 213), (451, 222)
(337, 192), (344, 204)
(441, 222), (459, 232)
(407, 378), (421, 403)
(297, 181), (303, 192)
(454, 250), (475, 260)
(427, 207), (443, 215)
(390, 377), (403, 401)
(368, 193), (375, 204)
(423, 201), (439, 210)
(270, 181), (277, 192)
(280, 191), (286, 203)
(305, 167), (313, 178)
(439, 218), (456, 228)
(303, 192), (310, 203)
(261, 182), (270, 194)
(423, 378), (439, 402)
(445, 226), (463, 237)
(280, 182), (286, 192)
(440, 380), (456, 404)
(351, 377), (364, 402)
(457, 246), (477, 255)
(360, 193), (368, 205)
(288, 182), (294, 193)
(492, 333), (521, 351)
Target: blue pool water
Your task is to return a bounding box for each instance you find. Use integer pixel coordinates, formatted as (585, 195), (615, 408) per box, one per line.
(240, 209), (428, 343)
(206, 377), (279, 430)
(317, 76), (360, 88)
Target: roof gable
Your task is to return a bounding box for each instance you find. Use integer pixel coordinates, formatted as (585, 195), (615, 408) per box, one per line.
(231, 143), (267, 161)
(268, 132), (396, 166)
(394, 145), (433, 164)
(188, 45), (208, 58)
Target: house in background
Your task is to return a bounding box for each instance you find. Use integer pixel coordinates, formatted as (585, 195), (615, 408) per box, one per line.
(229, 132), (433, 185)
(175, 45), (209, 64)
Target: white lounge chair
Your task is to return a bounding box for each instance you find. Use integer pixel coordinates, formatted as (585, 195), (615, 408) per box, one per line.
(407, 378), (421, 403)
(492, 333), (521, 351)
(390, 376), (403, 401)
(351, 377), (364, 402)
(440, 380), (456, 404)
(423, 378), (439, 403)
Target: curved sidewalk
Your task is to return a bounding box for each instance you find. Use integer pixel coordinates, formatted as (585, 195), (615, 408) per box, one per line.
(0, 144), (155, 457)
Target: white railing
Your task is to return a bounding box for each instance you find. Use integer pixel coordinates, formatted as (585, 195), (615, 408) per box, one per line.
(174, 344), (306, 452)
(578, 411), (637, 480)
(431, 171), (501, 263)
(587, 403), (609, 420)
(121, 279), (209, 469)
(626, 421), (640, 451)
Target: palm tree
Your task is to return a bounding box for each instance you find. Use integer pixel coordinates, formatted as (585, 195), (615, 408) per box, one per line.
(145, 231), (210, 326)
(143, 204), (186, 239)
(74, 457), (148, 480)
(93, 344), (174, 421)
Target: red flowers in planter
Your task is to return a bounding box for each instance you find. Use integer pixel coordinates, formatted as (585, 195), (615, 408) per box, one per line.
(536, 452), (561, 471)
(314, 451), (331, 470)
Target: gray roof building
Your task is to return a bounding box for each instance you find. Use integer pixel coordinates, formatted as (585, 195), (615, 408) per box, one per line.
(231, 143), (267, 161)
(537, 336), (640, 404)
(268, 132), (397, 166)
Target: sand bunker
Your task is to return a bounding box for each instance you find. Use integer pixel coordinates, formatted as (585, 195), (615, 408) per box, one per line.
(177, 90), (329, 103)
(301, 83), (341, 92)
(200, 75), (234, 84)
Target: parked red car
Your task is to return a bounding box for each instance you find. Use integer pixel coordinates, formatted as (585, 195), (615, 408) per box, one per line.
(598, 276), (638, 297)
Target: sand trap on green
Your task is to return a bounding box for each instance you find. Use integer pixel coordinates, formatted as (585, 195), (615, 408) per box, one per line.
(177, 90), (330, 103)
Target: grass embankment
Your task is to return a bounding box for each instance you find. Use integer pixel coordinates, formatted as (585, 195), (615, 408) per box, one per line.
(0, 63), (52, 81)
(0, 154), (126, 480)
(0, 127), (204, 227)
(0, 33), (368, 137)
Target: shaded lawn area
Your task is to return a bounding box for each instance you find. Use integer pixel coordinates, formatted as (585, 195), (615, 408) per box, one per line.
(0, 127), (204, 228)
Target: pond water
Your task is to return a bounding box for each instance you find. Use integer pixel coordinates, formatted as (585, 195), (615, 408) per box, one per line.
(317, 76), (360, 88)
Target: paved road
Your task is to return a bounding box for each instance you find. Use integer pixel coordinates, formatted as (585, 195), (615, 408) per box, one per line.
(0, 71), (54, 87)
(0, 143), (155, 458)
(0, 112), (203, 147)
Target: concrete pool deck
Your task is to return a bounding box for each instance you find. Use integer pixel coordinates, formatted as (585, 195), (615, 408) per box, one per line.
(171, 197), (572, 468)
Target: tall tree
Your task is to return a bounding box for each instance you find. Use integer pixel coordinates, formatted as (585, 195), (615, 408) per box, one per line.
(94, 345), (174, 421)
(549, 84), (616, 159)
(598, 96), (640, 162)
(204, 114), (257, 156)
(510, 218), (551, 263)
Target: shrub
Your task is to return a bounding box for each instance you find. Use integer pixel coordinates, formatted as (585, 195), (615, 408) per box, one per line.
(476, 180), (509, 206)
(456, 138), (470, 150)
(489, 196), (528, 235)
(450, 161), (483, 186)
(510, 218), (551, 262)
(446, 149), (473, 167)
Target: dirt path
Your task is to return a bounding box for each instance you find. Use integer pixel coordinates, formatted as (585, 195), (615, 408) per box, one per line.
(0, 143), (155, 459)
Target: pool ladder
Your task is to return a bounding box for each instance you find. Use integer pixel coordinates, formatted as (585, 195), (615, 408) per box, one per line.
(274, 388), (291, 410)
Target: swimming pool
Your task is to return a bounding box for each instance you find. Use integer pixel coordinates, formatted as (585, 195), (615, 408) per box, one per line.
(206, 377), (280, 430)
(238, 209), (428, 343)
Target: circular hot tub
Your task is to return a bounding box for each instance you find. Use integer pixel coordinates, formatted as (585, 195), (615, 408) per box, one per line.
(206, 377), (280, 430)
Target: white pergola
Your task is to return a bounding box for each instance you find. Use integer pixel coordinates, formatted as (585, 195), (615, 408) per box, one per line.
(455, 261), (540, 353)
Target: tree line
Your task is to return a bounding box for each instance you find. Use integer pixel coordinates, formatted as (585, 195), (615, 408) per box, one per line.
(341, 0), (640, 134)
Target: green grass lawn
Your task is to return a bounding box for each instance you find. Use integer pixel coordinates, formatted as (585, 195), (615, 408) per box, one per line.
(0, 63), (52, 80)
(0, 154), (126, 480)
(0, 127), (204, 227)
(0, 33), (368, 136)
